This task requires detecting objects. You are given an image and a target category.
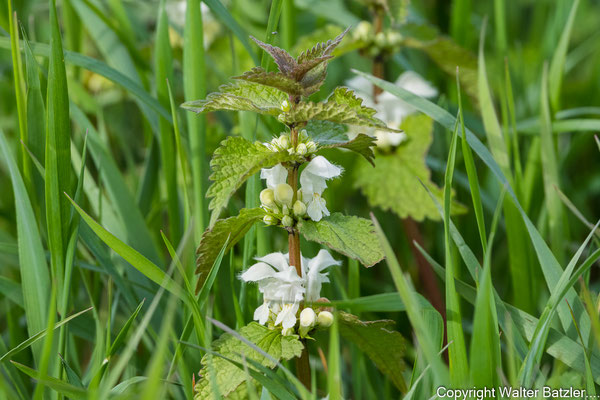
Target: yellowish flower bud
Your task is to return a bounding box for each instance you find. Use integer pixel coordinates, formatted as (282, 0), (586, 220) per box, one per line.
(281, 215), (294, 227)
(263, 215), (277, 225)
(293, 200), (307, 217)
(299, 129), (308, 140)
(317, 311), (334, 328)
(277, 134), (290, 149)
(296, 143), (307, 155)
(375, 32), (386, 48)
(306, 141), (317, 153)
(281, 100), (291, 112)
(274, 183), (294, 206)
(259, 188), (276, 208)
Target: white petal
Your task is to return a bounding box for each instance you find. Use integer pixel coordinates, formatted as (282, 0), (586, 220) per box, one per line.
(300, 156), (342, 196)
(306, 249), (341, 274)
(396, 71), (438, 98)
(306, 195), (328, 222)
(260, 164), (288, 189)
(240, 262), (276, 282)
(275, 303), (299, 329)
(254, 302), (271, 325)
(254, 252), (290, 272)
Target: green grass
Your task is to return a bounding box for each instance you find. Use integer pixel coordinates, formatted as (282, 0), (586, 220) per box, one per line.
(1, 0), (600, 398)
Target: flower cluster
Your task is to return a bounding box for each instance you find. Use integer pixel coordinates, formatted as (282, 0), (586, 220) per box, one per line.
(259, 156), (342, 225)
(264, 129), (317, 156)
(346, 70), (437, 149)
(240, 250), (339, 336)
(353, 21), (403, 56)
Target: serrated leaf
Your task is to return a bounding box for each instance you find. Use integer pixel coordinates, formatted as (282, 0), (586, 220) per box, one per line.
(195, 208), (265, 294)
(354, 114), (465, 221)
(305, 120), (348, 144)
(206, 137), (301, 226)
(284, 88), (396, 130)
(194, 323), (303, 399)
(305, 121), (376, 165)
(292, 25), (361, 61)
(297, 213), (384, 267)
(296, 27), (349, 66)
(250, 36), (298, 75)
(234, 67), (305, 96)
(338, 312), (408, 392)
(182, 81), (287, 116)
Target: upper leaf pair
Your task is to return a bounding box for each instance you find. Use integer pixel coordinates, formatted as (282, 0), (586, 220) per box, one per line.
(240, 28), (349, 97)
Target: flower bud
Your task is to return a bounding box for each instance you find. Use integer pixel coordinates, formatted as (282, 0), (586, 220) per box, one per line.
(293, 200), (307, 217)
(263, 215), (277, 225)
(281, 327), (295, 336)
(277, 134), (290, 149)
(260, 188), (276, 208)
(306, 141), (317, 153)
(296, 143), (308, 155)
(375, 32), (386, 48)
(317, 311), (334, 328)
(281, 215), (294, 227)
(299, 308), (316, 337)
(355, 21), (371, 41)
(277, 113), (286, 123)
(274, 183), (294, 206)
(299, 129), (308, 140)
(296, 189), (303, 202)
(281, 100), (291, 112)
(299, 308), (316, 327)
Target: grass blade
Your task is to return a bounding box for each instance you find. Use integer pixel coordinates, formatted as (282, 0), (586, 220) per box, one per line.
(155, 0), (182, 244)
(549, 0), (580, 111)
(0, 130), (50, 365)
(46, 0), (72, 295)
(540, 62), (566, 264)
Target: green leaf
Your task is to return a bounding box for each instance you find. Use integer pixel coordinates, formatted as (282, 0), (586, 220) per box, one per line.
(0, 307), (91, 363)
(306, 120), (377, 165)
(0, 131), (50, 363)
(250, 36), (298, 75)
(325, 134), (376, 165)
(284, 87), (395, 130)
(354, 114), (464, 221)
(46, 0), (72, 291)
(234, 67), (305, 96)
(10, 361), (87, 399)
(297, 213), (384, 267)
(182, 81), (287, 116)
(194, 323), (303, 399)
(548, 0), (580, 111)
(338, 312), (408, 392)
(206, 136), (300, 226)
(195, 208), (265, 294)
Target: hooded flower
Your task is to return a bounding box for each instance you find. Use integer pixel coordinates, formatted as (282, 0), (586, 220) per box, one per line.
(346, 70), (438, 148)
(301, 249), (342, 302)
(240, 250), (339, 329)
(260, 156), (342, 222)
(299, 156), (343, 222)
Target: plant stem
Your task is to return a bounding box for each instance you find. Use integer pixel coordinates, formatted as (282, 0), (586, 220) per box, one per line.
(288, 124), (311, 388)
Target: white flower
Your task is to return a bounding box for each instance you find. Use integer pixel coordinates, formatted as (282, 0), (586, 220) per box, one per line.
(301, 249), (341, 302)
(260, 156), (342, 222)
(260, 164), (288, 190)
(240, 250), (339, 330)
(299, 156), (343, 222)
(346, 71), (437, 148)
